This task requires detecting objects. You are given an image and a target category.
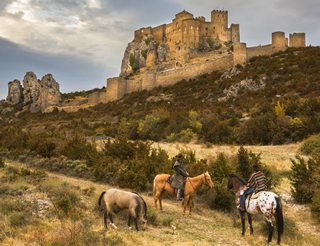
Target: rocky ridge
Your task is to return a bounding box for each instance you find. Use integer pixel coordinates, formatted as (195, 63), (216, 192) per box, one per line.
(4, 72), (61, 113)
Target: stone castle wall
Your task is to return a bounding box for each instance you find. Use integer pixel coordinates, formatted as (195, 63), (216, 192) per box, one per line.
(86, 10), (307, 106)
(100, 54), (233, 103)
(247, 44), (273, 60)
(289, 33), (306, 48)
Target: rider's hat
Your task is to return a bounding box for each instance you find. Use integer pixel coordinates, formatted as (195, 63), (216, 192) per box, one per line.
(176, 153), (183, 160)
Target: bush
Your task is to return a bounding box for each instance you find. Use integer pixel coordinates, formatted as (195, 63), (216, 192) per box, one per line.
(0, 157), (5, 168)
(236, 146), (277, 189)
(290, 156), (320, 203)
(206, 180), (234, 211)
(311, 188), (320, 222)
(60, 135), (100, 166)
(39, 179), (82, 217)
(300, 135), (320, 159)
(9, 212), (28, 227)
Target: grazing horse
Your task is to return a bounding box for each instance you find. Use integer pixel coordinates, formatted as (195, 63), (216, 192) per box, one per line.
(98, 188), (148, 231)
(153, 171), (214, 215)
(227, 174), (284, 244)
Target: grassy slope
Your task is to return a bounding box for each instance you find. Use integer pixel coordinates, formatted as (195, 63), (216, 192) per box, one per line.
(4, 47), (320, 145)
(3, 143), (320, 246)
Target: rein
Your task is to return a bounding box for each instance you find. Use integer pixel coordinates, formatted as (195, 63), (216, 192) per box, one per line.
(187, 174), (207, 192)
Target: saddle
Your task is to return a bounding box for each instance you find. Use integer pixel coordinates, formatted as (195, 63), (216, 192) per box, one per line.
(167, 175), (187, 196)
(246, 191), (264, 209)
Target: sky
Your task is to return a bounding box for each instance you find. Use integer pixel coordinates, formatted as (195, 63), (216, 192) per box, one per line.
(0, 0), (319, 100)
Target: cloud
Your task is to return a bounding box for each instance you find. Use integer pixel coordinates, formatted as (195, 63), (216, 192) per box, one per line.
(0, 0), (319, 100)
(0, 37), (112, 100)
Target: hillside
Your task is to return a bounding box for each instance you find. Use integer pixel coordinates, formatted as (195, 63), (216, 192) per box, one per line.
(1, 47), (320, 146)
(1, 144), (320, 245)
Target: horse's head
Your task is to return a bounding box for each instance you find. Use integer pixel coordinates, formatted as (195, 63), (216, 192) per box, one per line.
(227, 174), (234, 190)
(204, 171), (214, 188)
(140, 213), (148, 230)
(227, 174), (246, 193)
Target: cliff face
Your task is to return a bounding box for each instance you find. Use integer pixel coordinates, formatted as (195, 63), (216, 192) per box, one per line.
(5, 72), (61, 113)
(120, 37), (161, 77)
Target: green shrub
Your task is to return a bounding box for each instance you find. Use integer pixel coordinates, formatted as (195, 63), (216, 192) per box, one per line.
(60, 135), (100, 165)
(147, 207), (159, 226)
(290, 156), (320, 203)
(39, 179), (82, 217)
(206, 180), (234, 211)
(129, 53), (139, 72)
(300, 135), (320, 159)
(236, 146), (277, 188)
(9, 212), (28, 227)
(311, 188), (320, 222)
(141, 49), (148, 60)
(0, 157), (5, 168)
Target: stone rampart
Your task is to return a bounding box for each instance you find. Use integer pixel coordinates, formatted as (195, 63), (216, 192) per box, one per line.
(247, 44), (272, 60)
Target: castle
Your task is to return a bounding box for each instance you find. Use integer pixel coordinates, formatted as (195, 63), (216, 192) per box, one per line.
(86, 10), (305, 105)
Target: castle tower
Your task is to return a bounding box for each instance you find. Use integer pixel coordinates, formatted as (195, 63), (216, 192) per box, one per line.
(211, 10), (228, 41)
(272, 31), (287, 51)
(289, 33), (306, 47)
(230, 24), (240, 43)
(233, 42), (247, 65)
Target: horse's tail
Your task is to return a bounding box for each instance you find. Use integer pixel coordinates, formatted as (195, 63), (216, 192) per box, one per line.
(275, 196), (284, 240)
(132, 192), (148, 219)
(98, 191), (106, 206)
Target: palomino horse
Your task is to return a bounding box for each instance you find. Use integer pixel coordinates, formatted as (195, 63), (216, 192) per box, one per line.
(153, 171), (214, 215)
(227, 174), (284, 244)
(98, 188), (148, 231)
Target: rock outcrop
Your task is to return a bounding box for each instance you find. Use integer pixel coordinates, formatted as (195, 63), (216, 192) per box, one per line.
(5, 72), (61, 113)
(218, 77), (266, 102)
(7, 80), (23, 105)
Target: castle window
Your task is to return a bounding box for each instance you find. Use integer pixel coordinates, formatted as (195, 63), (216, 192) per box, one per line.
(205, 27), (208, 31)
(191, 26), (193, 30)
(141, 30), (144, 33)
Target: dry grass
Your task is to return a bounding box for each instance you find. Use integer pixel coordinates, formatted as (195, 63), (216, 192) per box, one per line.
(3, 142), (320, 245)
(152, 142), (301, 172)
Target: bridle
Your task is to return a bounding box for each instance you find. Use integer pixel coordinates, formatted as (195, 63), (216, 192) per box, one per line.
(203, 173), (208, 186)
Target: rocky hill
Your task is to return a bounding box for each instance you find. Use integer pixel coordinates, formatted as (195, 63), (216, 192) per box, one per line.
(1, 47), (320, 145)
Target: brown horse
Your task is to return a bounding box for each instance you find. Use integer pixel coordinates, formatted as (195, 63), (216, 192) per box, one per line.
(153, 171), (214, 215)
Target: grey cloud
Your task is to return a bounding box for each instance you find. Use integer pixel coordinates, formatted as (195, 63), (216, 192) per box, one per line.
(0, 37), (112, 100)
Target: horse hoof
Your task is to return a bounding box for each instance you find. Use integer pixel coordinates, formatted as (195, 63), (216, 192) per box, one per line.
(111, 223), (118, 229)
(129, 226), (132, 230)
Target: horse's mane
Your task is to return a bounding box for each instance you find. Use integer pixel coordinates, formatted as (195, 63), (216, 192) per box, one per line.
(229, 173), (247, 185)
(132, 192), (148, 219)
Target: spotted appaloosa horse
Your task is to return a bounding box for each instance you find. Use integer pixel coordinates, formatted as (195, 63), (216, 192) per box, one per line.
(227, 174), (284, 244)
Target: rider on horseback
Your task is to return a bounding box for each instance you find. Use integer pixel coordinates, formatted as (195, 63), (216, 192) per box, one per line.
(171, 153), (189, 200)
(239, 163), (267, 211)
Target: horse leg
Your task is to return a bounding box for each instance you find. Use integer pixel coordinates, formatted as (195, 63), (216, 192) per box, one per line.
(109, 213), (118, 229)
(266, 220), (274, 243)
(134, 216), (139, 231)
(248, 213), (253, 235)
(128, 213), (132, 229)
(104, 211), (108, 228)
(189, 197), (192, 216)
(239, 210), (246, 236)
